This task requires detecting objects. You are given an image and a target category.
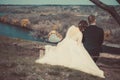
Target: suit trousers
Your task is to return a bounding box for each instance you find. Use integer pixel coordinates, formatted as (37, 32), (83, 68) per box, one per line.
(88, 51), (100, 62)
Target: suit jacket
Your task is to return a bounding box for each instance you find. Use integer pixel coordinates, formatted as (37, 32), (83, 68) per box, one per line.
(83, 25), (104, 55)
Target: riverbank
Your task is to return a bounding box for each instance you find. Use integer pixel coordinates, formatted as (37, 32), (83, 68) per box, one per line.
(0, 36), (120, 80)
(0, 5), (120, 44)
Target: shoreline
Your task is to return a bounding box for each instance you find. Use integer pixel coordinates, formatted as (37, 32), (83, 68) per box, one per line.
(0, 21), (32, 31)
(0, 35), (55, 48)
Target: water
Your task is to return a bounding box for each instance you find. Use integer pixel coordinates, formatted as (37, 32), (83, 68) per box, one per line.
(0, 23), (42, 42)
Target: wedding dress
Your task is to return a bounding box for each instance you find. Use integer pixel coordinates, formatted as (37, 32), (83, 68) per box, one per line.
(35, 25), (105, 78)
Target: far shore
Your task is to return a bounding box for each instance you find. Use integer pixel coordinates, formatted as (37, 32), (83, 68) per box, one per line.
(0, 21), (32, 30)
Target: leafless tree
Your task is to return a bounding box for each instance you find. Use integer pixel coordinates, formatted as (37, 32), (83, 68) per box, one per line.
(117, 0), (120, 4)
(90, 0), (120, 26)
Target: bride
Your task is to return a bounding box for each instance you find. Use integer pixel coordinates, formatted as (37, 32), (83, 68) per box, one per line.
(35, 20), (105, 78)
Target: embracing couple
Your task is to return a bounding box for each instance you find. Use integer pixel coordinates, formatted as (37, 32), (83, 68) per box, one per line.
(35, 15), (105, 78)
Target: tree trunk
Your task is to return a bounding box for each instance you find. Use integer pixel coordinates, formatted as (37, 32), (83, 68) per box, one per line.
(90, 0), (120, 26)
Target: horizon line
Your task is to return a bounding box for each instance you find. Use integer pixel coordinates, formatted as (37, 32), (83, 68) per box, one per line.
(0, 4), (119, 6)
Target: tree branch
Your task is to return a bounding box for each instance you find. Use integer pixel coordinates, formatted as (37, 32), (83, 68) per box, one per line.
(116, 0), (120, 4)
(90, 0), (120, 26)
(90, 0), (115, 12)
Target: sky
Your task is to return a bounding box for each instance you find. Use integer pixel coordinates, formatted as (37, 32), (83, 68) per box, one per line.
(0, 0), (119, 5)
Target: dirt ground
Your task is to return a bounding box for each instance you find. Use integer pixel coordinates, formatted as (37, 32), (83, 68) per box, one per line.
(0, 36), (120, 80)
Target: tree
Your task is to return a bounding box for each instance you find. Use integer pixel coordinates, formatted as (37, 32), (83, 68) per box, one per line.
(117, 0), (120, 4)
(90, 0), (120, 26)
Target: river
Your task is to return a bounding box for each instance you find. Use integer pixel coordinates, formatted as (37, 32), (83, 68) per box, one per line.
(0, 23), (120, 54)
(0, 23), (42, 42)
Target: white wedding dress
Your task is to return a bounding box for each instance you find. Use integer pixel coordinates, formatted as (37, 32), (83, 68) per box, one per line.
(35, 25), (105, 78)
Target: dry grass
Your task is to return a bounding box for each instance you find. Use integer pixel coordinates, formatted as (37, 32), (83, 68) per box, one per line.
(0, 36), (120, 80)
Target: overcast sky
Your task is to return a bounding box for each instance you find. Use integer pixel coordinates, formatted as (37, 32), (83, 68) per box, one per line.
(0, 0), (119, 5)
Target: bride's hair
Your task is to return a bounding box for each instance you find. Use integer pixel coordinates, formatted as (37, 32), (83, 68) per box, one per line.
(78, 20), (88, 31)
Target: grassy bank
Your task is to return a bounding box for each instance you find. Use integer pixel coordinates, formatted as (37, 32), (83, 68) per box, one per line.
(0, 36), (120, 80)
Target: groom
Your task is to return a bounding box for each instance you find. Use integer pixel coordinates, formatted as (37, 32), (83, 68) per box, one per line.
(83, 15), (104, 62)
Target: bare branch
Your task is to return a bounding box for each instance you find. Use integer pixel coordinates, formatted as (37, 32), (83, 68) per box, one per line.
(90, 0), (115, 12)
(90, 0), (120, 26)
(116, 0), (120, 4)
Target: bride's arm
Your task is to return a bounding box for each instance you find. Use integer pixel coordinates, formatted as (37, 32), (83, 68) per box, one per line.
(76, 31), (83, 45)
(76, 37), (81, 45)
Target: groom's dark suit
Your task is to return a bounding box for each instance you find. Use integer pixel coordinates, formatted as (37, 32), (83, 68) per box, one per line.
(83, 25), (104, 62)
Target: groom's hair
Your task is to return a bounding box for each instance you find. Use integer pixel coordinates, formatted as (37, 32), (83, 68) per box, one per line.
(78, 20), (88, 31)
(88, 15), (96, 24)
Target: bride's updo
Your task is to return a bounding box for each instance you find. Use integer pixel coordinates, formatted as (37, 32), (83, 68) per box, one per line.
(78, 20), (88, 31)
